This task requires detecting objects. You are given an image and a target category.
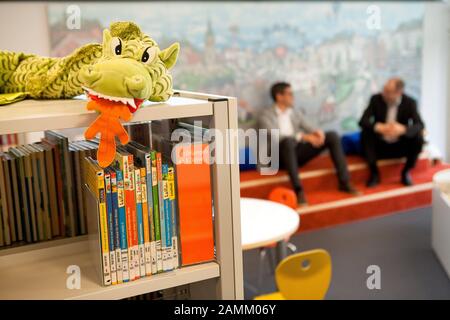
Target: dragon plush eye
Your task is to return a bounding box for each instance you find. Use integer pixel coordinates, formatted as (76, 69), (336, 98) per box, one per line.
(111, 37), (122, 56)
(141, 47), (157, 64)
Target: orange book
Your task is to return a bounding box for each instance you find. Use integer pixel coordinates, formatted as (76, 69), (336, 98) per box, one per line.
(174, 143), (214, 266)
(140, 167), (152, 276)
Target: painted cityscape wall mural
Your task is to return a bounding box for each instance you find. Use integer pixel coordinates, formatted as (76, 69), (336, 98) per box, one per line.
(48, 2), (424, 132)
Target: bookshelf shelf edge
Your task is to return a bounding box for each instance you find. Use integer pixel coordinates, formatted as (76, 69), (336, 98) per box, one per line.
(0, 97), (213, 135)
(0, 238), (219, 300)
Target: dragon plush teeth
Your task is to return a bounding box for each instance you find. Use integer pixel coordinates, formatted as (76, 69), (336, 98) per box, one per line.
(83, 87), (143, 111)
(0, 21), (180, 168)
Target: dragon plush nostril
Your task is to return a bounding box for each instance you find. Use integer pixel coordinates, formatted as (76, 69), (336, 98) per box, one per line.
(80, 65), (101, 86)
(125, 75), (146, 93)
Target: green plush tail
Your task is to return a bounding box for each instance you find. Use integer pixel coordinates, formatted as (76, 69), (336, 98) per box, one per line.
(0, 44), (102, 100)
(0, 51), (31, 93)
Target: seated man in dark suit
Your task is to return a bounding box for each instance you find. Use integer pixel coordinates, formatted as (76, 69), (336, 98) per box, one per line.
(359, 78), (425, 187)
(258, 82), (358, 206)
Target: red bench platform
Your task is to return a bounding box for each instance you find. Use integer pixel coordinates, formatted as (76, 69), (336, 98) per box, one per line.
(240, 154), (450, 233)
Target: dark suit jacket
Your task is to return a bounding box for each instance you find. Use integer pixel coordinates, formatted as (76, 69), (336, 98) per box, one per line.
(358, 93), (424, 138)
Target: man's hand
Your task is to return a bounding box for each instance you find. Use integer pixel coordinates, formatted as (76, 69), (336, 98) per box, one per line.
(303, 132), (325, 147)
(375, 122), (406, 140)
(312, 130), (325, 145)
(374, 123), (389, 135)
(391, 122), (406, 137)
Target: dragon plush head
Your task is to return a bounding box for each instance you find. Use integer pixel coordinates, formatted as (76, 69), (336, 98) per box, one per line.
(82, 22), (180, 167)
(80, 21), (179, 113)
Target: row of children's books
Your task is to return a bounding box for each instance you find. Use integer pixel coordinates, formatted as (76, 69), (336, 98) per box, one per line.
(0, 124), (216, 287)
(0, 131), (91, 246)
(85, 142), (181, 285)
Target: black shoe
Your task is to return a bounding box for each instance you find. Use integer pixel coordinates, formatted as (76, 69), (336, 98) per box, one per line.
(366, 172), (380, 188)
(339, 183), (361, 195)
(296, 190), (308, 206)
(401, 171), (414, 186)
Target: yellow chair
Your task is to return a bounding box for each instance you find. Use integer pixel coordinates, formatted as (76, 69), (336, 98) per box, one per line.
(254, 249), (332, 300)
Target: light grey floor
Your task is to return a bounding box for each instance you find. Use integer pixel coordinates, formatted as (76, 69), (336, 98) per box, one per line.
(243, 207), (450, 299)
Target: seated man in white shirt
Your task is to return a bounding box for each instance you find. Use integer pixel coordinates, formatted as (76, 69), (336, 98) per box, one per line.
(258, 82), (358, 206)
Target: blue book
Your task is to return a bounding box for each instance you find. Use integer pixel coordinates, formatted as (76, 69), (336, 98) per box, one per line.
(167, 166), (179, 268)
(110, 170), (123, 284)
(162, 164), (173, 271)
(115, 168), (130, 282)
(134, 168), (146, 277)
(104, 169), (117, 284)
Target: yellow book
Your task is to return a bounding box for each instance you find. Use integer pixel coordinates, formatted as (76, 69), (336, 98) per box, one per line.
(85, 157), (111, 286)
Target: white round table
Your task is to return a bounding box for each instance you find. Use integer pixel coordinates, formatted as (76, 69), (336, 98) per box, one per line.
(240, 197), (300, 259)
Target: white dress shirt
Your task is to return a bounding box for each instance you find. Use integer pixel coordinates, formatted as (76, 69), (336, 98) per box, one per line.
(384, 97), (402, 143)
(275, 105), (302, 141)
(386, 98), (401, 124)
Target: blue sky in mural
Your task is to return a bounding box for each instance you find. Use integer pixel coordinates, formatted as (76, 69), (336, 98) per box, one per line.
(48, 2), (424, 131)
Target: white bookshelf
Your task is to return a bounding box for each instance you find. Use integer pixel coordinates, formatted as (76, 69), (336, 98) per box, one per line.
(0, 95), (213, 135)
(0, 237), (219, 300)
(432, 169), (450, 280)
(0, 91), (243, 300)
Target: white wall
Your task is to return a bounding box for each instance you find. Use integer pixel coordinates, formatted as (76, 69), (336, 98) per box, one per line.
(0, 2), (50, 55)
(447, 9), (450, 161)
(0, 2), (50, 142)
(420, 3), (450, 161)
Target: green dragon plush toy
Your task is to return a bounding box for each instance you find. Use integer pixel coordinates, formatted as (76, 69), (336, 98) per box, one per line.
(0, 21), (180, 167)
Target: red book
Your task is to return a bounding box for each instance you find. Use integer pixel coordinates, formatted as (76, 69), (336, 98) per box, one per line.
(126, 154), (139, 280)
(174, 143), (215, 266)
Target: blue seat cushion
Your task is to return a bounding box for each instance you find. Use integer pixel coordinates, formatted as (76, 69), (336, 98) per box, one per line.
(341, 131), (362, 155)
(239, 147), (257, 171)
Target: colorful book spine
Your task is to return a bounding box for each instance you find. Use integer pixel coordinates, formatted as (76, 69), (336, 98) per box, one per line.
(151, 151), (162, 273)
(127, 156), (139, 280)
(140, 167), (152, 276)
(85, 158), (111, 286)
(159, 160), (171, 271)
(163, 164), (174, 271)
(104, 170), (117, 285)
(97, 169), (111, 286)
(114, 153), (135, 280)
(115, 169), (130, 282)
(125, 142), (157, 275)
(134, 168), (146, 278)
(156, 152), (166, 271)
(144, 152), (157, 275)
(110, 170), (123, 284)
(168, 166), (179, 269)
